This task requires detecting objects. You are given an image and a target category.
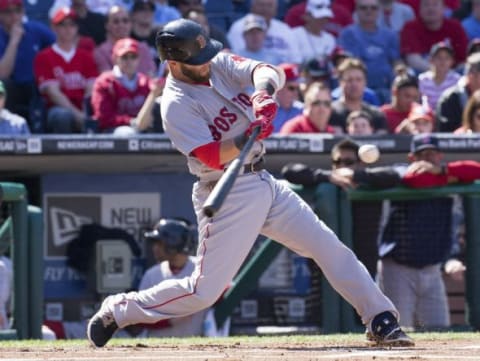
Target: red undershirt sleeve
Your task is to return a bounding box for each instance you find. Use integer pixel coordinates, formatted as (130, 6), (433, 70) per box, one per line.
(191, 141), (223, 170)
(402, 172), (449, 188)
(447, 160), (480, 183)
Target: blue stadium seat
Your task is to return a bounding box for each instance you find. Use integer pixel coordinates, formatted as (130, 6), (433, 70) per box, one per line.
(24, 0), (55, 25)
(204, 0), (236, 32)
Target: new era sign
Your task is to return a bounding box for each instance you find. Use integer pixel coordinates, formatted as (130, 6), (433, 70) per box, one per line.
(44, 193), (160, 258)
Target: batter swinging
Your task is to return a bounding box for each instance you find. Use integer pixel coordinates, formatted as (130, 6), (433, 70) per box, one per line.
(87, 19), (414, 348)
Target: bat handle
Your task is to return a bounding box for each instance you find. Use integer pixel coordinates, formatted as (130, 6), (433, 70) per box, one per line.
(202, 126), (261, 217)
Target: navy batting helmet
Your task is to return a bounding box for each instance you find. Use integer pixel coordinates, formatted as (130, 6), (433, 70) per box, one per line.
(144, 218), (196, 255)
(155, 19), (222, 65)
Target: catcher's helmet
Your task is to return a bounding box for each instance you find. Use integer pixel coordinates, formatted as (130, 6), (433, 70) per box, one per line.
(155, 19), (222, 65)
(144, 218), (196, 255)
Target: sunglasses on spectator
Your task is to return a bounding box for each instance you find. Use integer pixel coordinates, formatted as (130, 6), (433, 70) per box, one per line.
(332, 158), (357, 166)
(358, 4), (379, 11)
(112, 17), (130, 25)
(286, 85), (298, 92)
(311, 99), (331, 107)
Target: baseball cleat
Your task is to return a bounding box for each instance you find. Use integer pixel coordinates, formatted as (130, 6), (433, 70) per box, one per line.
(87, 303), (118, 347)
(366, 311), (415, 347)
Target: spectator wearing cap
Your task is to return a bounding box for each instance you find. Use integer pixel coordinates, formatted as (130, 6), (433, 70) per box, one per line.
(354, 0), (414, 35)
(454, 88), (480, 134)
(91, 37), (165, 135)
(227, 0), (301, 64)
(185, 9), (230, 51)
(395, 101), (435, 134)
(291, 0), (336, 64)
(437, 52), (480, 132)
(378, 132), (480, 329)
(273, 63), (304, 132)
(94, 5), (156, 75)
(300, 57), (332, 95)
(400, 0), (468, 73)
(329, 57), (388, 134)
(284, 0), (353, 37)
(380, 73), (420, 133)
(0, 79), (30, 134)
(461, 0), (480, 41)
(0, 0), (55, 124)
(49, 0), (106, 45)
(418, 41), (461, 111)
(338, 0), (400, 104)
(280, 82), (337, 134)
(33, 6), (98, 133)
(236, 14), (284, 65)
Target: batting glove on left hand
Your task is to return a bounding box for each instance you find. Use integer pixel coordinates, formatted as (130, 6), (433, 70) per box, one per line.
(250, 90), (278, 123)
(245, 116), (274, 140)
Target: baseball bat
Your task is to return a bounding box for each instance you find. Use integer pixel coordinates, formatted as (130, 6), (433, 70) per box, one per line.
(202, 126), (261, 218)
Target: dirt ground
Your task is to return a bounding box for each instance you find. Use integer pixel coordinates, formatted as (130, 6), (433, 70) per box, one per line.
(0, 336), (479, 361)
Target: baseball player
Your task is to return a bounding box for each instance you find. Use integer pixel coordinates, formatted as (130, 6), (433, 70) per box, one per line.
(137, 218), (208, 337)
(87, 19), (413, 347)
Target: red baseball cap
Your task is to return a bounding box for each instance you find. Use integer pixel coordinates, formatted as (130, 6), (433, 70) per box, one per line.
(278, 63), (299, 82)
(0, 0), (22, 10)
(408, 103), (434, 123)
(51, 7), (77, 25)
(113, 38), (139, 57)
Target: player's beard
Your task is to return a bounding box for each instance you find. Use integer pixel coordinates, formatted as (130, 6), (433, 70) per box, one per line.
(179, 63), (211, 83)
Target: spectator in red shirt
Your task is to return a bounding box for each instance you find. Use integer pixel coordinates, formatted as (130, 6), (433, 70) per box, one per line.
(279, 82), (337, 134)
(380, 73), (420, 133)
(400, 0), (468, 73)
(33, 7), (98, 133)
(283, 0), (353, 37)
(399, 0), (460, 18)
(91, 38), (164, 135)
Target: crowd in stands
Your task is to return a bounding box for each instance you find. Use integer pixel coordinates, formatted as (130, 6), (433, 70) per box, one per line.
(0, 0), (478, 136)
(2, 0), (480, 338)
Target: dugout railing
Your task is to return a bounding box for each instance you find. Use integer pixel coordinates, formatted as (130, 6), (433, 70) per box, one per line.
(0, 182), (43, 340)
(314, 181), (480, 332)
(214, 181), (480, 333)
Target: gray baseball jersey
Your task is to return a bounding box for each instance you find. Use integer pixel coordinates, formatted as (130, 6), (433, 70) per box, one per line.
(102, 52), (399, 332)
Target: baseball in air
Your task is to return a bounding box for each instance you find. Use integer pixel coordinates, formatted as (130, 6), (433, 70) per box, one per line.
(358, 144), (380, 164)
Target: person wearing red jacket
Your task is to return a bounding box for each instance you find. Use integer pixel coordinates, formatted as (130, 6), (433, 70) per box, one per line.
(403, 141), (480, 188)
(91, 38), (164, 135)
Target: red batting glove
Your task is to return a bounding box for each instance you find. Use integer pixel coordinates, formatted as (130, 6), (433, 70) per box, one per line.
(250, 89), (278, 122)
(245, 116), (274, 140)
